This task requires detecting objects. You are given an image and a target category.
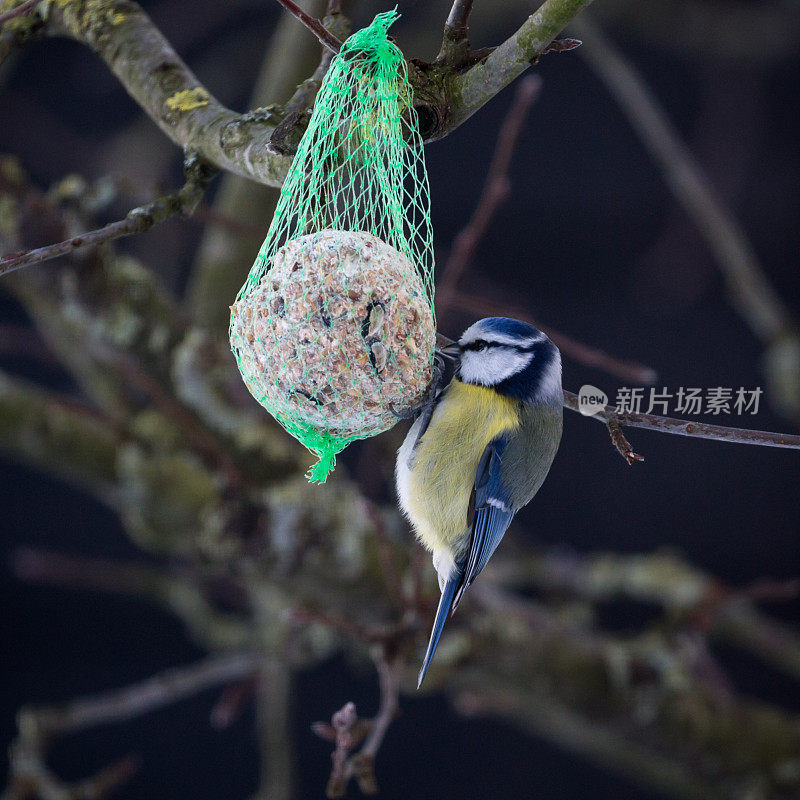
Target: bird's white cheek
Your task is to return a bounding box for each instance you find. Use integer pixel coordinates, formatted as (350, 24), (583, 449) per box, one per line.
(458, 353), (491, 385)
(459, 350), (530, 385)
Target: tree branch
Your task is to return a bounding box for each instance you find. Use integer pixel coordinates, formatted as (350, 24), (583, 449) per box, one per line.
(445, 0), (474, 37)
(447, 287), (657, 385)
(253, 658), (294, 800)
(454, 582), (800, 800)
(353, 649), (401, 762)
(4, 6), (798, 797)
(44, 1), (294, 186)
(2, 162), (299, 483)
(606, 416), (644, 464)
(437, 0), (475, 66)
(343, 654), (401, 796)
(12, 548), (255, 650)
(1, 158), (215, 276)
(37, 0), (593, 184)
(572, 16), (800, 424)
(312, 649), (402, 798)
(4, 652), (260, 800)
(30, 652), (260, 735)
(268, 44), (337, 154)
(563, 389), (800, 453)
(444, 0), (595, 135)
(591, 0), (800, 64)
(3, 752), (139, 800)
(572, 16), (796, 346)
(0, 369), (122, 497)
(0, 0), (38, 26)
(491, 546), (800, 681)
(273, 0), (342, 53)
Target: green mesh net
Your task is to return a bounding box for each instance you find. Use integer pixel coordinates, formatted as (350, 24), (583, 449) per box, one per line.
(230, 10), (436, 482)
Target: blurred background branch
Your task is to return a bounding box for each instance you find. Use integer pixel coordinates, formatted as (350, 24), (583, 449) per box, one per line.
(574, 15), (800, 425)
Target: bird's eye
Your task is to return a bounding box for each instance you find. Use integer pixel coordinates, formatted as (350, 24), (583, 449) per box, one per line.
(474, 340), (487, 351)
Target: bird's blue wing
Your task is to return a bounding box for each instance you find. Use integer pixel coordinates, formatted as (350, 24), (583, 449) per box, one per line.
(453, 437), (516, 610)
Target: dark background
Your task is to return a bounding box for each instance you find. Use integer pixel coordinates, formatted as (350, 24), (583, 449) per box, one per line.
(1, 1), (798, 798)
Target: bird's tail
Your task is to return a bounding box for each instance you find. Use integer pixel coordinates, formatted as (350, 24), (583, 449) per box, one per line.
(417, 574), (460, 689)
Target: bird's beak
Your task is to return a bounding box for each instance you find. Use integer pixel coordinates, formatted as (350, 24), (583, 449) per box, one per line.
(436, 332), (461, 359)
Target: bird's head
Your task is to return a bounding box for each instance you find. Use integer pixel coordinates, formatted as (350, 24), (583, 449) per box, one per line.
(441, 317), (562, 404)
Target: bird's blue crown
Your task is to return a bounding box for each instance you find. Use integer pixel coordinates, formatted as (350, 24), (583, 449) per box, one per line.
(470, 317), (541, 340)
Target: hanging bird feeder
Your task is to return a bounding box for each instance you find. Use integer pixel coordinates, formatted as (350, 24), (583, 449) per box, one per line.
(230, 10), (436, 481)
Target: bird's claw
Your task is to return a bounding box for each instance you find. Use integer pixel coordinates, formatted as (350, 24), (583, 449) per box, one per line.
(391, 353), (449, 420)
(390, 402), (418, 419)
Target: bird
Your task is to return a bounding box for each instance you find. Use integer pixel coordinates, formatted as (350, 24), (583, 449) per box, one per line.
(395, 317), (563, 688)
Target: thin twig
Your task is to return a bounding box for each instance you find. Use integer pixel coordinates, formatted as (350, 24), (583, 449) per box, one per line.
(210, 677), (257, 729)
(286, 606), (372, 642)
(273, 0), (342, 53)
(328, 704), (357, 795)
(3, 751), (140, 800)
(0, 162), (216, 276)
(357, 652), (401, 760)
(11, 549), (253, 652)
(437, 75), (542, 320)
(490, 547), (800, 681)
(0, 0), (38, 26)
(445, 0), (474, 36)
(28, 652), (261, 736)
(1, 215), (153, 275)
(312, 651), (402, 798)
(269, 40), (338, 153)
(428, 336), (794, 453)
(346, 650), (402, 794)
(104, 348), (245, 489)
(272, 0), (349, 151)
(742, 577), (800, 604)
(313, 702), (369, 798)
(437, 0), (475, 64)
(0, 373), (125, 496)
(606, 417), (644, 465)
(11, 548), (171, 597)
(563, 390), (800, 451)
(4, 653), (258, 800)
(543, 37), (582, 54)
(12, 549), (252, 619)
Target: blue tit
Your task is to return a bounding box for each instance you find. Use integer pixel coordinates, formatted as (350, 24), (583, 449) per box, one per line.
(395, 317), (563, 687)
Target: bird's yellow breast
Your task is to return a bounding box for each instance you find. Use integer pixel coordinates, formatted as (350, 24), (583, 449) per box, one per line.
(404, 380), (519, 554)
